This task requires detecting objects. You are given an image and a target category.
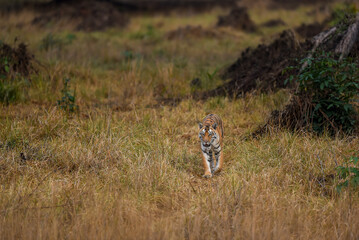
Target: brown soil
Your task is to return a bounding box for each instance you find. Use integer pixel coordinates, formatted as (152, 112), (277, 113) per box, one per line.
(0, 41), (37, 79)
(32, 0), (129, 31)
(269, 0), (333, 10)
(201, 30), (312, 98)
(166, 25), (220, 40)
(113, 0), (237, 13)
(261, 19), (286, 28)
(217, 7), (257, 32)
(2, 0), (236, 15)
(295, 22), (326, 38)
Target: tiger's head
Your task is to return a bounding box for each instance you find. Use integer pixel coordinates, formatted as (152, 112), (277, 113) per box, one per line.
(198, 122), (218, 148)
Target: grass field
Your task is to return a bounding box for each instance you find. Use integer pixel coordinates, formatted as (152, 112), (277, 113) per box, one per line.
(1, 3), (359, 239)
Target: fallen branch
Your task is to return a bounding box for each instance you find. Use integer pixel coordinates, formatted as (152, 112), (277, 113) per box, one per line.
(335, 12), (359, 60)
(300, 27), (337, 71)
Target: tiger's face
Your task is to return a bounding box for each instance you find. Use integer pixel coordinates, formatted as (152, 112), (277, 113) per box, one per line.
(198, 123), (218, 149)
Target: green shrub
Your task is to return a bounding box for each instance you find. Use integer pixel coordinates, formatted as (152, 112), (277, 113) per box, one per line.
(337, 155), (359, 192)
(288, 52), (359, 134)
(57, 78), (79, 114)
(0, 56), (10, 77)
(0, 41), (36, 104)
(0, 81), (21, 104)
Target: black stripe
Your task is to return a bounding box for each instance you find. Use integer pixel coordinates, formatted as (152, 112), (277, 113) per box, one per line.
(215, 150), (221, 155)
(202, 150), (212, 156)
(213, 145), (221, 149)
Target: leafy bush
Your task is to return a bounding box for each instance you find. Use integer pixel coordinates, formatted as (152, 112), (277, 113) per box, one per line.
(288, 52), (359, 134)
(0, 56), (10, 77)
(0, 42), (35, 104)
(0, 42), (35, 79)
(337, 155), (359, 192)
(57, 78), (79, 114)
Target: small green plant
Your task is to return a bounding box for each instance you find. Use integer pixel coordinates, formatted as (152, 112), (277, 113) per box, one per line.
(0, 81), (21, 104)
(336, 155), (359, 192)
(287, 52), (359, 134)
(207, 68), (219, 81)
(1, 57), (10, 78)
(57, 78), (79, 114)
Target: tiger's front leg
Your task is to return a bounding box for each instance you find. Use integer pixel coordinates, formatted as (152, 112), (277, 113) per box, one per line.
(202, 151), (213, 178)
(214, 147), (223, 174)
(209, 151), (215, 172)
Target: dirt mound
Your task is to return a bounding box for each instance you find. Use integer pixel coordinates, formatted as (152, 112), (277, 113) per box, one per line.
(2, 0), (237, 15)
(295, 22), (326, 38)
(32, 0), (129, 31)
(269, 0), (333, 10)
(166, 25), (220, 40)
(114, 0), (236, 13)
(217, 7), (257, 32)
(202, 30), (311, 98)
(252, 13), (359, 136)
(261, 19), (286, 27)
(0, 41), (37, 79)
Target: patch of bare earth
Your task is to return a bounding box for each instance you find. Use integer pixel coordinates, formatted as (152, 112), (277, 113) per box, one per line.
(166, 25), (220, 40)
(201, 30), (311, 98)
(32, 0), (129, 31)
(217, 7), (257, 32)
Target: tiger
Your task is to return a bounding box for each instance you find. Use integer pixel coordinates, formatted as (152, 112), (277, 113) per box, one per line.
(198, 114), (224, 178)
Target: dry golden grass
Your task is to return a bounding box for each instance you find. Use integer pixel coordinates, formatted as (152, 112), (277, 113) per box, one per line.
(1, 2), (359, 240)
(1, 97), (359, 239)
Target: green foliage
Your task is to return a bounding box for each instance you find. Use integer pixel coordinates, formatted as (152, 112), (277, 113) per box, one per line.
(206, 68), (219, 81)
(0, 81), (21, 104)
(329, 3), (358, 27)
(292, 52), (359, 134)
(0, 56), (10, 77)
(1, 44), (12, 79)
(57, 78), (79, 114)
(0, 42), (31, 104)
(337, 155), (359, 192)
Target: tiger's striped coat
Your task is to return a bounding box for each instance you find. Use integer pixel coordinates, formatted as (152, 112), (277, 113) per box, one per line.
(198, 114), (224, 178)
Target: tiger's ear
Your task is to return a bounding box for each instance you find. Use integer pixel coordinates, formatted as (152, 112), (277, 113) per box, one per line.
(198, 122), (203, 129)
(212, 123), (217, 129)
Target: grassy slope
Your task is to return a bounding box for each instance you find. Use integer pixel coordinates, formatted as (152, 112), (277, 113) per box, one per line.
(1, 4), (359, 240)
